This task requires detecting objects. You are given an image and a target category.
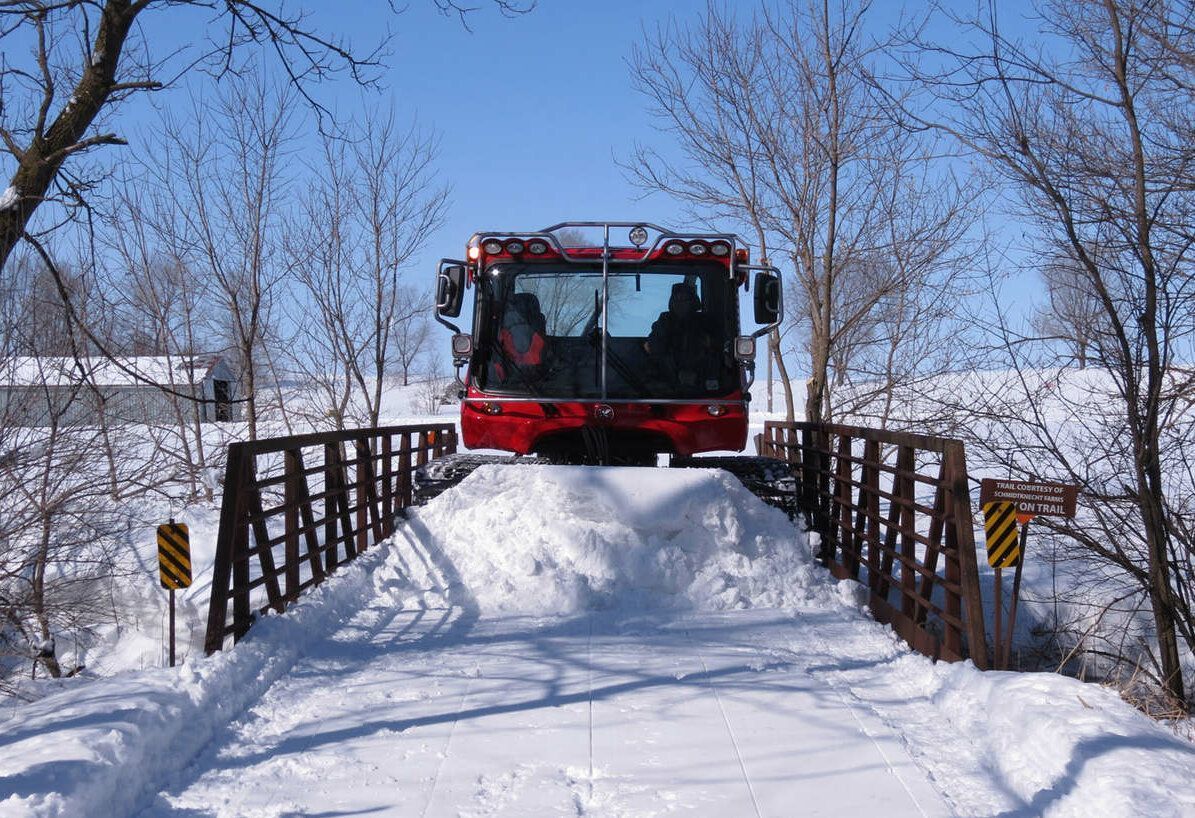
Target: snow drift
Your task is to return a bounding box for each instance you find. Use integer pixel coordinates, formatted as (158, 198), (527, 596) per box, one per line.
(408, 464), (817, 616)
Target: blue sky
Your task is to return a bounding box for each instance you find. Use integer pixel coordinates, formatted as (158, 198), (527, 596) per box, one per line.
(352, 0), (700, 264)
(5, 1), (1040, 353)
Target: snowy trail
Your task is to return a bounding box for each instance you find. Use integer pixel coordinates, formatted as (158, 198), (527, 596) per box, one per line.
(140, 466), (947, 817)
(142, 607), (945, 817)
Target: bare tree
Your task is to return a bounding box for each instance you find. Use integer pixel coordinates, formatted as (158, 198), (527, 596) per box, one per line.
(903, 0), (1195, 706)
(391, 292), (432, 388)
(0, 0), (528, 271)
(351, 113), (447, 426)
(104, 182), (219, 499)
(0, 320), (148, 682)
(1031, 252), (1110, 369)
(158, 72), (297, 440)
(627, 7), (796, 419)
(628, 1), (977, 424)
(287, 109), (446, 428)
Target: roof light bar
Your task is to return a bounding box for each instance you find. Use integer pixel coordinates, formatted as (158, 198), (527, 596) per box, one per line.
(505, 239), (525, 254)
(482, 239), (503, 254)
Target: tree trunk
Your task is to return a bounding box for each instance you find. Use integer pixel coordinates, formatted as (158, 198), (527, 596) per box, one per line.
(806, 339), (829, 424)
(0, 1), (143, 269)
(769, 328), (795, 422)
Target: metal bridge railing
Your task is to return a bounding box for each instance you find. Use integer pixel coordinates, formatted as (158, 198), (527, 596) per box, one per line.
(757, 421), (988, 670)
(204, 423), (457, 653)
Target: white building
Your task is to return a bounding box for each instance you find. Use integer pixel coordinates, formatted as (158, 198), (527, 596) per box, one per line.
(0, 355), (239, 427)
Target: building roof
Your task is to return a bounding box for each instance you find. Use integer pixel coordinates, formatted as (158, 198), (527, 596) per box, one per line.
(0, 355), (227, 388)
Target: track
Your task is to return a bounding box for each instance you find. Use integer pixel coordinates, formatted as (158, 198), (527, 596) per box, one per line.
(8, 461), (1193, 817)
(414, 452), (802, 518)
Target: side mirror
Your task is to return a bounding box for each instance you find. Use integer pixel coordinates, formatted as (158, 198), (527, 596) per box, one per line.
(753, 272), (781, 326)
(436, 261), (467, 319)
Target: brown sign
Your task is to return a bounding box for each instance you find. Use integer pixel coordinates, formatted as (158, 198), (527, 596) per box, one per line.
(980, 478), (1078, 519)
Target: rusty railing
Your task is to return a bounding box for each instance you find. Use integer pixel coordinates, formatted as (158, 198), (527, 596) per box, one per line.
(757, 421), (988, 669)
(204, 423), (457, 653)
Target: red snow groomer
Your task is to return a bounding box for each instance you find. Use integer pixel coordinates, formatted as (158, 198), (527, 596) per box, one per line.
(434, 222), (782, 465)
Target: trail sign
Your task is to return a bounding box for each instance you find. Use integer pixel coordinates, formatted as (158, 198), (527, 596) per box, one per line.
(157, 522), (192, 590)
(157, 521), (191, 668)
(979, 478), (1078, 520)
(979, 479), (1079, 670)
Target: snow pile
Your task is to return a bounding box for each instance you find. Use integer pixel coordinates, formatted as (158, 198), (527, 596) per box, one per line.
(409, 464), (816, 616)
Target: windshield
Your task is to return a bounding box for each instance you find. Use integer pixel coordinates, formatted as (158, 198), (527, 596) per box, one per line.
(472, 262), (739, 400)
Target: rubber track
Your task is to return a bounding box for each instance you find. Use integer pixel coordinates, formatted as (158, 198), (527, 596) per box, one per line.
(412, 453), (555, 505)
(414, 453), (803, 520)
(671, 456), (802, 519)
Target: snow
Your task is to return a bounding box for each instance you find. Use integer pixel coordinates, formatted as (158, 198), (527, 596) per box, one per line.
(2, 463), (1194, 816)
(0, 186), (18, 211)
(0, 355), (223, 389)
(412, 465), (813, 615)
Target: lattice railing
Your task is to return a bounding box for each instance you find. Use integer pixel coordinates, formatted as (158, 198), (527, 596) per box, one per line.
(758, 422), (988, 669)
(204, 424), (456, 653)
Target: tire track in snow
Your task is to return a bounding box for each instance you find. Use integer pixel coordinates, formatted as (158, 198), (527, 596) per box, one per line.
(586, 611), (595, 809)
(419, 674), (478, 818)
(684, 625), (764, 818)
(793, 608), (940, 818)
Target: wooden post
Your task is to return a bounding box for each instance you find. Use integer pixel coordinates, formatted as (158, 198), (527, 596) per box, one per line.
(896, 446), (917, 621)
(324, 443), (340, 572)
(417, 431), (430, 467)
(945, 442), (988, 670)
(205, 445), (248, 653)
(994, 567), (1004, 669)
(836, 434), (857, 577)
(284, 449), (300, 602)
(382, 434), (394, 535)
(861, 439), (882, 595)
(398, 433), (413, 506)
(355, 437), (368, 554)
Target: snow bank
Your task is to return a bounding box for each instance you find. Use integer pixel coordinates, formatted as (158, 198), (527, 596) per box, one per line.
(0, 541), (395, 818)
(409, 464), (816, 615)
(794, 608), (1195, 817)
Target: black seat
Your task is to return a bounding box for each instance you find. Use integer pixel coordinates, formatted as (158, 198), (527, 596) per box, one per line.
(508, 292), (547, 334)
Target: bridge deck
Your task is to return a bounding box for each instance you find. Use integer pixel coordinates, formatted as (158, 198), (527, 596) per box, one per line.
(146, 603), (946, 817)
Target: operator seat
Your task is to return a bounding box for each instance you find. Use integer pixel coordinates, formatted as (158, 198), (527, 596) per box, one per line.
(493, 292), (549, 384)
(508, 292), (547, 335)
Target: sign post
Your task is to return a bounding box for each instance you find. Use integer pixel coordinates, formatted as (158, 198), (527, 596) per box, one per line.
(980, 479), (1078, 669)
(156, 521), (192, 667)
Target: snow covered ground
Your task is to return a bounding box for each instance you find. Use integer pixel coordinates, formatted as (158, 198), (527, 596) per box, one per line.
(3, 464), (1194, 817)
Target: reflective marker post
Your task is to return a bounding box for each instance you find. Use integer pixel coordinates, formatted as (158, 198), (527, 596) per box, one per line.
(157, 520), (192, 667)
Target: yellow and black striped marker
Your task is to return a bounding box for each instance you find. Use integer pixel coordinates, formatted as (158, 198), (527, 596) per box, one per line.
(157, 522), (192, 590)
(983, 500), (1021, 568)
